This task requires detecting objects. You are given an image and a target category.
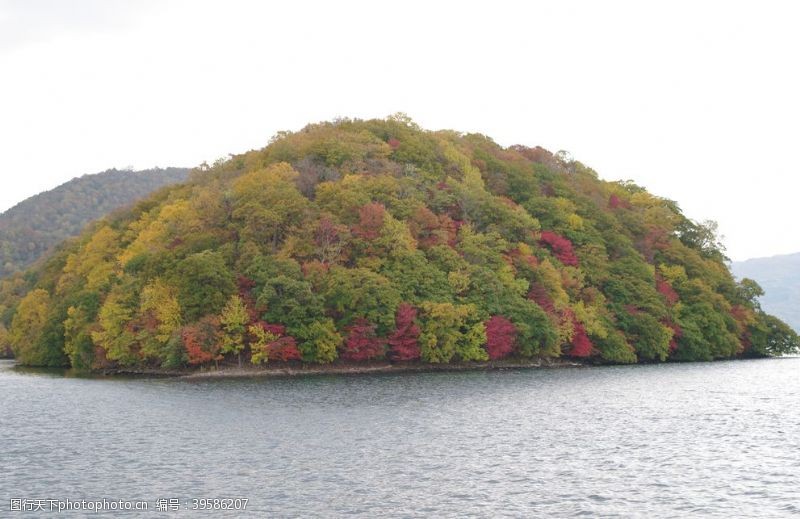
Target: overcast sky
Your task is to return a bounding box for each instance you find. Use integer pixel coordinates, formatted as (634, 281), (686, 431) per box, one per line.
(1, 0), (798, 261)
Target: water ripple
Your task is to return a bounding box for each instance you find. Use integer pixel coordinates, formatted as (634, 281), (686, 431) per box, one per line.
(1, 358), (799, 517)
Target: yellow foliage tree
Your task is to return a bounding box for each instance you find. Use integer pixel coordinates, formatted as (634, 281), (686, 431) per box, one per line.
(138, 279), (182, 360)
(248, 325), (279, 365)
(231, 163), (308, 250)
(9, 289), (52, 364)
(58, 226), (120, 294)
(220, 295), (249, 367)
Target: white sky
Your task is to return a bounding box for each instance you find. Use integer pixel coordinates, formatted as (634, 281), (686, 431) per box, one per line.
(1, 0), (798, 261)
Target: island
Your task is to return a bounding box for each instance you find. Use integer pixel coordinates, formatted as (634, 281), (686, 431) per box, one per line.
(0, 115), (796, 375)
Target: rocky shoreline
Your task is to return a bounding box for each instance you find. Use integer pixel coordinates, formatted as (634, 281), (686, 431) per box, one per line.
(179, 357), (586, 379)
(85, 357), (587, 379)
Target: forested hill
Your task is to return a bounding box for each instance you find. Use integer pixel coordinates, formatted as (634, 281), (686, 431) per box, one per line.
(0, 167), (190, 278)
(732, 253), (800, 332)
(0, 116), (796, 369)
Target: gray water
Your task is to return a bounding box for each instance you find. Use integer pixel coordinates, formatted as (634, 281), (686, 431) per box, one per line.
(1, 358), (799, 518)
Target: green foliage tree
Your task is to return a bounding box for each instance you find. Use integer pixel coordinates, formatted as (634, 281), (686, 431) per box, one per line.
(172, 251), (235, 321)
(63, 291), (101, 370)
(295, 319), (341, 363)
(323, 267), (400, 334)
(748, 313), (800, 357)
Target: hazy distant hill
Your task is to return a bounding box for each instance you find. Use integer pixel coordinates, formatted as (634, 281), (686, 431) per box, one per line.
(732, 253), (800, 332)
(0, 168), (190, 277)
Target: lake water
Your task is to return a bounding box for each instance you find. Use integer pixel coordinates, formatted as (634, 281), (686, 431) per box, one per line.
(1, 358), (799, 517)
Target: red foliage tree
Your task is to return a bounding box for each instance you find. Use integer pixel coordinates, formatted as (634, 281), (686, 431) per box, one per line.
(341, 318), (386, 361)
(407, 208), (459, 249)
(608, 194), (623, 209)
(485, 315), (516, 360)
(182, 316), (222, 366)
(528, 283), (556, 314)
(409, 206), (441, 248)
(663, 321), (682, 353)
(656, 276), (679, 306)
(269, 337), (302, 362)
(353, 202), (385, 240)
(570, 320), (594, 358)
(560, 309), (593, 358)
(388, 303), (421, 361)
(263, 323), (286, 336)
(539, 231), (579, 267)
(237, 276), (261, 322)
(387, 137), (400, 150)
(251, 321), (302, 362)
(638, 227), (670, 262)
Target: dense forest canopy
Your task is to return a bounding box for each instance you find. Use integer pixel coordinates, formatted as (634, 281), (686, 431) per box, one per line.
(0, 167), (190, 278)
(0, 115), (796, 368)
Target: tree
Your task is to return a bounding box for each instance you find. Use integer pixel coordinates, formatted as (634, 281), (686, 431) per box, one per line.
(63, 304), (95, 370)
(269, 337), (302, 362)
(539, 231), (579, 267)
(138, 279), (182, 363)
(341, 318), (386, 361)
(182, 316), (222, 367)
(0, 322), (9, 357)
(91, 290), (138, 366)
(749, 314), (800, 357)
(293, 156), (340, 197)
(295, 319), (341, 363)
(314, 216), (348, 264)
(388, 303), (421, 361)
(9, 289), (54, 365)
(569, 319), (594, 358)
(231, 163), (309, 250)
(419, 302), (487, 363)
(621, 311), (673, 362)
(323, 267), (400, 334)
(220, 295), (249, 367)
(248, 323), (280, 365)
(57, 225), (120, 294)
(677, 219), (727, 261)
(736, 278), (764, 310)
(251, 323), (303, 362)
(655, 275), (679, 306)
(485, 316), (516, 360)
(352, 202), (386, 240)
(173, 251), (236, 321)
(594, 328), (636, 364)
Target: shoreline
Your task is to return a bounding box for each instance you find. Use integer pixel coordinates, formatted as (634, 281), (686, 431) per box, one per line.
(103, 357), (588, 379)
(6, 356), (790, 380)
(181, 357), (587, 379)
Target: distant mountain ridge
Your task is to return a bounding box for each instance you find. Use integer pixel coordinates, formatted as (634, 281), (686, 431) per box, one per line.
(732, 253), (800, 332)
(0, 167), (190, 278)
